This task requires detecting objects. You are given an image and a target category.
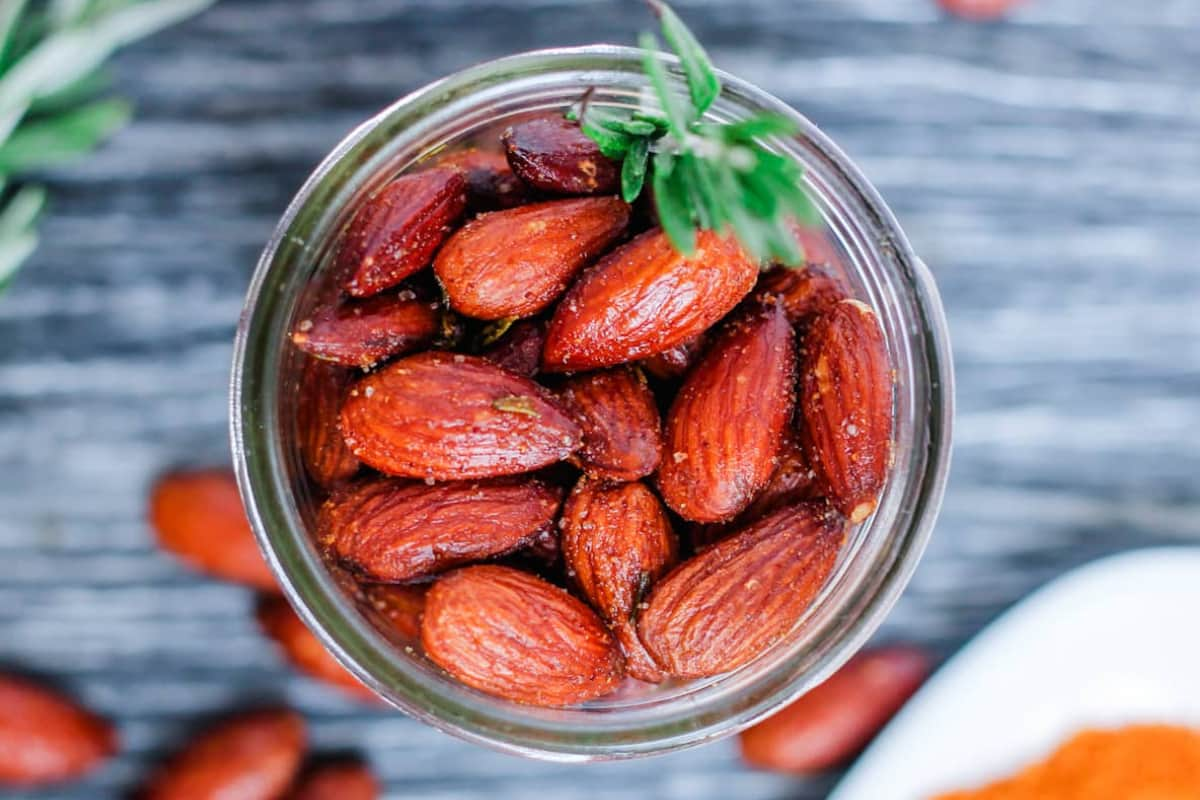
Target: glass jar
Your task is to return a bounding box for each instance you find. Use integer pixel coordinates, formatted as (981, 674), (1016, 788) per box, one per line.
(231, 45), (954, 761)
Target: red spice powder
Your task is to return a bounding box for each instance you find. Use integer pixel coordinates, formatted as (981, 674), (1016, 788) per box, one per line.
(933, 724), (1200, 800)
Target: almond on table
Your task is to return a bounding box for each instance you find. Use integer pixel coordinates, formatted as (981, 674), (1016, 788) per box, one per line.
(561, 478), (677, 682)
(149, 469), (278, 592)
(289, 760), (380, 800)
(421, 565), (624, 706)
(0, 675), (116, 787)
(339, 352), (581, 481)
(141, 710), (305, 800)
(434, 196), (630, 320)
(657, 302), (797, 523)
(318, 476), (562, 582)
(638, 503), (843, 678)
(339, 167), (467, 298)
(256, 596), (377, 702)
(739, 645), (930, 772)
(502, 116), (620, 195)
(558, 367), (663, 482)
(800, 299), (894, 522)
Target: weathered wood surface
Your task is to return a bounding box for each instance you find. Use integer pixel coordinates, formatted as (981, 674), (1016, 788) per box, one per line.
(1, 0), (1197, 796)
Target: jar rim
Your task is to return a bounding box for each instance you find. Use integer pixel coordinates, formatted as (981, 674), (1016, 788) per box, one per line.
(231, 44), (954, 760)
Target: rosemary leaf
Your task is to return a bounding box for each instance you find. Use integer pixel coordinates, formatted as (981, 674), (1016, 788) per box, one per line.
(639, 31), (691, 135)
(649, 0), (721, 115)
(0, 97), (131, 172)
(602, 117), (658, 137)
(652, 156), (696, 256)
(621, 135), (650, 203)
(718, 111), (797, 142)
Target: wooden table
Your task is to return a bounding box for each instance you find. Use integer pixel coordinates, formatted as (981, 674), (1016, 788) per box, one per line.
(2, 1), (1197, 796)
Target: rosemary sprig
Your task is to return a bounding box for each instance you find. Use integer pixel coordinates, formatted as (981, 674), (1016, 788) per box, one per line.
(573, 0), (820, 266)
(0, 0), (212, 293)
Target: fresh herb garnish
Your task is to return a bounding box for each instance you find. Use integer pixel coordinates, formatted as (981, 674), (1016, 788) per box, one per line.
(572, 0), (819, 266)
(0, 0), (212, 293)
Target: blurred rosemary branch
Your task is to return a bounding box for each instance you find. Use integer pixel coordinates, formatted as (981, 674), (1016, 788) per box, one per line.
(0, 0), (212, 292)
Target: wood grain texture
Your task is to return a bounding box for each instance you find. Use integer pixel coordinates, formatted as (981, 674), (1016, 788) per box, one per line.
(0, 0), (1196, 797)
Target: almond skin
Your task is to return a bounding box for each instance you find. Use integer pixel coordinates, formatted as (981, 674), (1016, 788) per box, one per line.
(479, 319), (546, 378)
(690, 434), (820, 551)
(657, 302), (796, 523)
(290, 762), (379, 800)
(434, 147), (527, 211)
(291, 292), (438, 369)
(502, 116), (619, 195)
(422, 565), (623, 706)
(339, 352), (582, 481)
(142, 710), (305, 800)
(361, 582), (428, 641)
(561, 478), (677, 682)
(296, 359), (360, 488)
(755, 263), (848, 328)
(558, 367), (663, 482)
(640, 333), (707, 380)
(543, 228), (758, 371)
(149, 469), (278, 592)
(800, 300), (894, 523)
(339, 167), (468, 298)
(0, 675), (116, 786)
(434, 197), (630, 320)
(256, 596), (376, 702)
(318, 476), (562, 582)
(739, 645), (930, 772)
(638, 503), (842, 678)
(289, 761), (379, 800)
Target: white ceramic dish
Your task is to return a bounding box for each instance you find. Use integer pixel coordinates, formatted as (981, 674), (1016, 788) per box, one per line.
(830, 547), (1200, 800)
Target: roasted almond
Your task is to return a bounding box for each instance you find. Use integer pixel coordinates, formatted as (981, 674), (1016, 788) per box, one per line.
(543, 228), (758, 371)
(561, 478), (677, 683)
(291, 292), (438, 369)
(256, 596), (376, 702)
(639, 333), (707, 380)
(690, 434), (821, 550)
(289, 761), (379, 800)
(361, 582), (428, 641)
(638, 503), (842, 678)
(296, 359), (360, 488)
(149, 469), (278, 592)
(558, 367), (663, 482)
(502, 116), (619, 195)
(434, 197), (630, 319)
(339, 167), (467, 298)
(434, 147), (527, 211)
(739, 645), (930, 772)
(141, 710), (305, 800)
(657, 302), (796, 523)
(755, 263), (848, 328)
(339, 352), (581, 481)
(479, 319), (546, 377)
(800, 300), (893, 522)
(319, 476), (562, 582)
(422, 565), (623, 706)
(0, 675), (116, 786)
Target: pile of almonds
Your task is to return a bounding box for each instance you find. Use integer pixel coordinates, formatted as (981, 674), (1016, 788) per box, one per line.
(0, 671), (376, 797)
(288, 113), (896, 707)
